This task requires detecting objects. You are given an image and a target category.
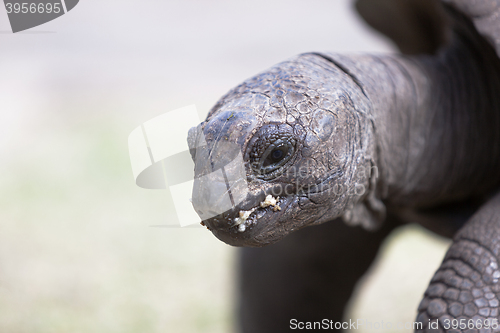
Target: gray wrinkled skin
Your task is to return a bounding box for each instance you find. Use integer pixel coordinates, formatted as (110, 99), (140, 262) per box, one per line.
(190, 11), (500, 246)
(190, 54), (379, 246)
(188, 0), (500, 332)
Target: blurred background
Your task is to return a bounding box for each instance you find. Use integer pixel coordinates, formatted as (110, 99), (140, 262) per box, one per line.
(0, 0), (451, 332)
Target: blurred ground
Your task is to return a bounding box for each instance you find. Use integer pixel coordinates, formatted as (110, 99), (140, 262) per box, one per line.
(0, 0), (450, 332)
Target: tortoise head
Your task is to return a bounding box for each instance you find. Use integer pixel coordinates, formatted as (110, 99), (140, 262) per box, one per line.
(188, 53), (384, 247)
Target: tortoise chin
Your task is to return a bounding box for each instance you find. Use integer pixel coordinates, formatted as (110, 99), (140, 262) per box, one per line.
(201, 194), (297, 247)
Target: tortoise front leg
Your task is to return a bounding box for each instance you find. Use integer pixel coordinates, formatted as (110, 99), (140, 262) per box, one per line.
(237, 216), (399, 333)
(417, 192), (500, 332)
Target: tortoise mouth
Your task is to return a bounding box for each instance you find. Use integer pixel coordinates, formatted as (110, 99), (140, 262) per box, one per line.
(201, 195), (293, 247)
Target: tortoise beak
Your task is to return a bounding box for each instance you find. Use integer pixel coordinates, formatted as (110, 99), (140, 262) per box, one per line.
(189, 111), (257, 225)
(191, 141), (249, 222)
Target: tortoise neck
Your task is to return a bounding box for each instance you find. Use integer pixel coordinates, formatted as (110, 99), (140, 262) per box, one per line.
(322, 31), (500, 207)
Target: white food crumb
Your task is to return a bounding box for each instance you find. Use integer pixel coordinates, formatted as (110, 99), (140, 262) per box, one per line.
(260, 194), (281, 211)
(233, 195), (281, 233)
(234, 208), (256, 230)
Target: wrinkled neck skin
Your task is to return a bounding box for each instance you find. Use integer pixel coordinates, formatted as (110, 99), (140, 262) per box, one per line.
(326, 23), (500, 211)
(192, 10), (500, 246)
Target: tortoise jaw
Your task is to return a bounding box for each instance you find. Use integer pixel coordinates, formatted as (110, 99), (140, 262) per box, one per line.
(201, 194), (296, 247)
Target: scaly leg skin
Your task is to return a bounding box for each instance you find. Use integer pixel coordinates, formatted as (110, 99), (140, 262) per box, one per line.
(417, 192), (500, 332)
(237, 216), (399, 333)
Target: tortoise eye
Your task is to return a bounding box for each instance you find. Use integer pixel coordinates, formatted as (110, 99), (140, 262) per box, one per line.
(247, 124), (297, 179)
(252, 139), (295, 177)
(263, 145), (289, 167)
(271, 149), (284, 161)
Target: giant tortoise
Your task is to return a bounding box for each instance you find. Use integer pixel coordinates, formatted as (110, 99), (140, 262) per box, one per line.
(188, 0), (500, 331)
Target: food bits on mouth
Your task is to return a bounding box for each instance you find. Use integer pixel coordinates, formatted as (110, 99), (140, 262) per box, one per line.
(234, 208), (257, 232)
(233, 195), (281, 233)
(260, 194), (281, 211)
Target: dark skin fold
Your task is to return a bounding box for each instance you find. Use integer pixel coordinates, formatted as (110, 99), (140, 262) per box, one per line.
(189, 0), (500, 331)
(190, 6), (500, 246)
